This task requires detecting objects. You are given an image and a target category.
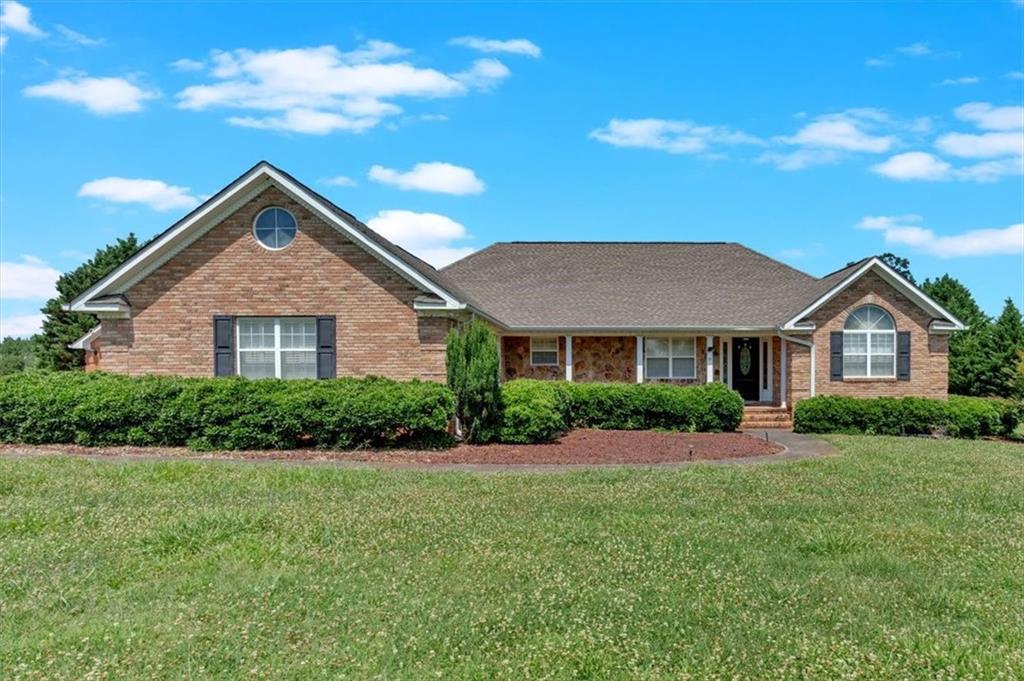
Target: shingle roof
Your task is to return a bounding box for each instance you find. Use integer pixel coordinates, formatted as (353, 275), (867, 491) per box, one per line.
(441, 242), (830, 330)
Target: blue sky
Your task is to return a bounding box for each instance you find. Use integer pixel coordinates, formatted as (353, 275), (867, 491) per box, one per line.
(1, 1), (1022, 337)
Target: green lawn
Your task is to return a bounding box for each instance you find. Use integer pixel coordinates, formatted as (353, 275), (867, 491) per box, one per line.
(2, 437), (1022, 679)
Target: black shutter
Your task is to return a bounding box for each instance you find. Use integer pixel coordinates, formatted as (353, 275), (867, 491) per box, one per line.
(213, 315), (234, 376)
(316, 316), (336, 379)
(830, 331), (843, 381)
(897, 331), (911, 381)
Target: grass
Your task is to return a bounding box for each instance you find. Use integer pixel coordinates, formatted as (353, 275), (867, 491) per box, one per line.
(1, 436), (1022, 679)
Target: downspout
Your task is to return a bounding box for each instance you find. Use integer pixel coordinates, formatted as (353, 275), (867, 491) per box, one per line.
(777, 331), (815, 398)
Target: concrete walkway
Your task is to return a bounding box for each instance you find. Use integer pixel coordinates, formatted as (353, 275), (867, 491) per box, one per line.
(1, 432), (836, 474)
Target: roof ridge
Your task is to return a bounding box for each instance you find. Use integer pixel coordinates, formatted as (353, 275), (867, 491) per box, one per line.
(440, 242), (501, 271)
(818, 256), (871, 280)
(495, 240), (733, 245)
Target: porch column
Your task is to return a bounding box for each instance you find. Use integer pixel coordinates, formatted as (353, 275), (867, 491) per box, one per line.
(706, 336), (715, 383)
(497, 335), (504, 382)
(780, 337), (787, 408)
(635, 336), (644, 383)
(565, 335), (573, 382)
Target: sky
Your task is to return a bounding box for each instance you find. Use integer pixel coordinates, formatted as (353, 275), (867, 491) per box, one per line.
(1, 1), (1022, 338)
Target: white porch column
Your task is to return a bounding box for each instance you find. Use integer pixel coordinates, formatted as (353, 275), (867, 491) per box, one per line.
(635, 336), (644, 383)
(780, 338), (787, 408)
(706, 335), (715, 383)
(565, 335), (573, 382)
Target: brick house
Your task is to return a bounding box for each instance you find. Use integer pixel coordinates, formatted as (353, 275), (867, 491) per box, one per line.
(68, 162), (964, 417)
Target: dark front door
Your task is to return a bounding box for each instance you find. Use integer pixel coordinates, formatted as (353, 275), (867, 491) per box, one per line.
(732, 337), (760, 402)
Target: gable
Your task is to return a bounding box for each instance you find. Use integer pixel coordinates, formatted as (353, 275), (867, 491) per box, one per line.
(782, 258), (965, 332)
(67, 162), (467, 315)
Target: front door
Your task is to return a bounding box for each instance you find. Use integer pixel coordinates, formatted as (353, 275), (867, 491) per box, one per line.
(732, 337), (760, 402)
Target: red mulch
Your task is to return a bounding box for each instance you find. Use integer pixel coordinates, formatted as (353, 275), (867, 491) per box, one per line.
(0, 430), (782, 466)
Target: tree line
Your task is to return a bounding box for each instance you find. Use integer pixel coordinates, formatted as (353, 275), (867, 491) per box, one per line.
(2, 241), (1023, 399)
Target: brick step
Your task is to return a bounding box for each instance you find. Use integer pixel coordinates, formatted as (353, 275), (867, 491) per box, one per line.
(742, 406), (791, 414)
(740, 421), (793, 431)
(742, 410), (791, 420)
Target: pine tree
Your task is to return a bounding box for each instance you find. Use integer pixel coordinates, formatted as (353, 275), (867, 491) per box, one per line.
(37, 234), (142, 370)
(921, 274), (991, 396)
(986, 298), (1024, 398)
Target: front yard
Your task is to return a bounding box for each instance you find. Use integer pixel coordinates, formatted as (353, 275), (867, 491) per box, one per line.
(2, 436), (1022, 679)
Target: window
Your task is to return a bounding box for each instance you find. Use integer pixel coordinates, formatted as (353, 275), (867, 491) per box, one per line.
(530, 336), (559, 366)
(253, 207), (297, 250)
(843, 305), (896, 378)
(237, 317), (317, 379)
(645, 336), (696, 379)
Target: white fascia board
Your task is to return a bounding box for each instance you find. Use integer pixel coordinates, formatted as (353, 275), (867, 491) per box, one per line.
(497, 325), (778, 335)
(68, 325), (101, 349)
(781, 257), (966, 331)
(68, 163), (467, 311)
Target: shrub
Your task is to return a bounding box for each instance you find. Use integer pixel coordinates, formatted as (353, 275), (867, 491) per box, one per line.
(446, 321), (503, 443)
(498, 380), (744, 443)
(0, 372), (455, 450)
(793, 394), (1021, 439)
(498, 380), (567, 444)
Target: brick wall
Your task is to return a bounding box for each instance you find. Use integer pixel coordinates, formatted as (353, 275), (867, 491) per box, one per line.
(790, 270), (949, 402)
(98, 185), (452, 381)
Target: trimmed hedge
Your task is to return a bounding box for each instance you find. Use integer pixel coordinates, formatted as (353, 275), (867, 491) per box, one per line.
(0, 372), (455, 450)
(499, 380), (744, 444)
(793, 394), (1021, 439)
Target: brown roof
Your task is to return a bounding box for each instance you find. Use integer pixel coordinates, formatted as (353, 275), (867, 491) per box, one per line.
(442, 242), (833, 330)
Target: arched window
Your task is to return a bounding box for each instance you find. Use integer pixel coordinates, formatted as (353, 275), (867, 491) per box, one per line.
(843, 304), (896, 377)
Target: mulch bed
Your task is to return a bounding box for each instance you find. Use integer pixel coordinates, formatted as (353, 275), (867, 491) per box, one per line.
(0, 430), (783, 466)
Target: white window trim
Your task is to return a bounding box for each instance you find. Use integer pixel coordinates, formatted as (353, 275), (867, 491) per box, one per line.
(529, 336), (560, 366)
(644, 336), (697, 380)
(843, 329), (897, 378)
(252, 206), (298, 252)
(236, 317), (317, 379)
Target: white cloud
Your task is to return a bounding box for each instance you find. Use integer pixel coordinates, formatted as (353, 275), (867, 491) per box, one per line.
(756, 148), (841, 170)
(0, 255), (59, 300)
(55, 24), (103, 46)
(453, 58), (511, 90)
(23, 76), (158, 114)
(449, 36), (541, 58)
(0, 1), (45, 37)
(1005, 71), (1024, 80)
(857, 215), (1024, 258)
(322, 175), (357, 187)
(0, 34), (7, 51)
(365, 209), (475, 267)
(779, 110), (896, 152)
(368, 162), (485, 195)
(589, 118), (763, 155)
(955, 156), (1024, 182)
(865, 57), (887, 67)
(228, 108), (377, 135)
(78, 177), (200, 211)
(0, 314), (46, 338)
(171, 57), (205, 72)
(897, 42), (931, 56)
(176, 42), (511, 134)
(935, 131), (1023, 158)
(871, 151), (952, 180)
(953, 102), (1024, 131)
(939, 76), (980, 86)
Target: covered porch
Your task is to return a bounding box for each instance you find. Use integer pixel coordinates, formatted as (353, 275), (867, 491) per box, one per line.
(498, 333), (810, 409)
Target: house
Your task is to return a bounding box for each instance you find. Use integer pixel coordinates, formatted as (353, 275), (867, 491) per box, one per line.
(68, 161), (964, 415)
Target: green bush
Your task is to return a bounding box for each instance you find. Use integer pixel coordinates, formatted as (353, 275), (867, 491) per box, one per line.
(498, 380), (568, 444)
(0, 372), (455, 450)
(446, 321), (503, 443)
(499, 380), (744, 443)
(793, 394), (1021, 439)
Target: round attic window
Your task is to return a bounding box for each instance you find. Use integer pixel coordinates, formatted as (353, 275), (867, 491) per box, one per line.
(253, 207), (297, 250)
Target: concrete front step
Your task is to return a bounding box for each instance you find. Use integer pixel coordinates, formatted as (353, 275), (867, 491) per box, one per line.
(741, 422), (794, 431)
